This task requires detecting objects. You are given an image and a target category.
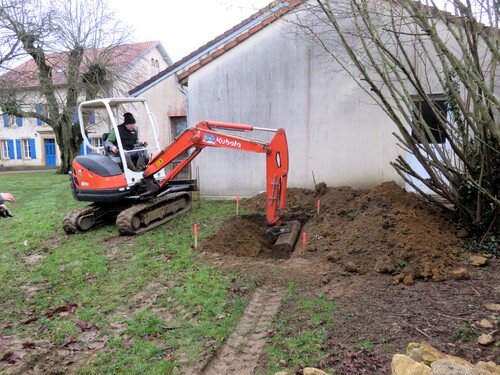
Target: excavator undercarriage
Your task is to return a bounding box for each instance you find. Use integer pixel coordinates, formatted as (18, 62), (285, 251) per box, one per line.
(62, 192), (192, 236)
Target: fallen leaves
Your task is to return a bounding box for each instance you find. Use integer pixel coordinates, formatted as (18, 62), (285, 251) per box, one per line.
(1, 351), (27, 364)
(21, 302), (80, 325)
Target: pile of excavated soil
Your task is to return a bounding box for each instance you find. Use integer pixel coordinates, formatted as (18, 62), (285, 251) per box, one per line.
(200, 181), (465, 281)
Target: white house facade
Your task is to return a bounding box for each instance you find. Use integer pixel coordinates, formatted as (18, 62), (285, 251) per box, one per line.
(129, 0), (493, 199)
(130, 1), (402, 198)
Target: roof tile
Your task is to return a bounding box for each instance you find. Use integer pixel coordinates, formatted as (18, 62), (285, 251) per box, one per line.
(1, 41), (157, 89)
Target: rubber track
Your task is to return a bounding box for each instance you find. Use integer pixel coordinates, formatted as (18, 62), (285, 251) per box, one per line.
(116, 192), (192, 235)
(62, 205), (99, 234)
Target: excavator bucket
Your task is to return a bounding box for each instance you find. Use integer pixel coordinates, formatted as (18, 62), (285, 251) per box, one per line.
(270, 220), (301, 255)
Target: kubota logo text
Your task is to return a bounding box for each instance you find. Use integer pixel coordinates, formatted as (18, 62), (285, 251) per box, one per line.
(217, 137), (241, 148)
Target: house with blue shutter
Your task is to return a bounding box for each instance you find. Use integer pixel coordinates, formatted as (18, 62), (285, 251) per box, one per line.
(0, 41), (170, 170)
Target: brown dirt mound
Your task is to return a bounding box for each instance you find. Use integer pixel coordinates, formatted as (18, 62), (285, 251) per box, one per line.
(200, 181), (464, 281)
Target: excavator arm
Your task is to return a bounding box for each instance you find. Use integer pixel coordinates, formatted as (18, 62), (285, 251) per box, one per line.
(141, 121), (289, 226)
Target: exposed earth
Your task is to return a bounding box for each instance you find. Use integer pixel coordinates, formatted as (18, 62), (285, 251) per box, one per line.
(2, 181), (498, 374)
(197, 181), (499, 374)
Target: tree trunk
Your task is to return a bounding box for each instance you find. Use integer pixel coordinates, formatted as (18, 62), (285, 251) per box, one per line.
(54, 120), (83, 174)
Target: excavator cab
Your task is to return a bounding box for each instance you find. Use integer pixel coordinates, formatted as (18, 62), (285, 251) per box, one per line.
(77, 97), (165, 184)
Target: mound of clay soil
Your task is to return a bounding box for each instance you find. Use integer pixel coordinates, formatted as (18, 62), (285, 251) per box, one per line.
(200, 181), (465, 281)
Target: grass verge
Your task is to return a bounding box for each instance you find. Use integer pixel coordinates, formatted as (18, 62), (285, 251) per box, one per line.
(259, 282), (337, 374)
(0, 172), (250, 374)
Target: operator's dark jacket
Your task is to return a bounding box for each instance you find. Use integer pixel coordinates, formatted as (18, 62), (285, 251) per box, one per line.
(105, 125), (138, 151)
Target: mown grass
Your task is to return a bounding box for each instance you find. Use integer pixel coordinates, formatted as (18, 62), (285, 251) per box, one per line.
(260, 282), (337, 374)
(0, 172), (337, 374)
(0, 171), (250, 374)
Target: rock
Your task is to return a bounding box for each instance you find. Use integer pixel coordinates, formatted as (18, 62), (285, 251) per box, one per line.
(391, 354), (432, 375)
(303, 368), (329, 375)
(403, 274), (414, 286)
(430, 359), (473, 374)
(479, 253), (494, 258)
(315, 182), (327, 195)
(393, 273), (406, 284)
(431, 269), (447, 282)
(475, 361), (500, 374)
(376, 258), (396, 274)
(469, 255), (488, 267)
(326, 252), (340, 262)
(344, 261), (358, 273)
(450, 268), (471, 280)
(479, 319), (494, 329)
(485, 303), (500, 311)
(407, 343), (471, 367)
(406, 342), (424, 362)
(399, 343), (499, 375)
(477, 333), (494, 346)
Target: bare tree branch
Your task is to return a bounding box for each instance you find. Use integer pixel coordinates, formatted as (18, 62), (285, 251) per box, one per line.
(294, 0), (499, 234)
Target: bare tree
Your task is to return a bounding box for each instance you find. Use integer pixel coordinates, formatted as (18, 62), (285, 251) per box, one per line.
(0, 0), (132, 173)
(295, 0), (499, 235)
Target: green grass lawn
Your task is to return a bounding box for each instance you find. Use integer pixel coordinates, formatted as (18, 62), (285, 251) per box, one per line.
(0, 172), (336, 374)
(0, 171), (253, 374)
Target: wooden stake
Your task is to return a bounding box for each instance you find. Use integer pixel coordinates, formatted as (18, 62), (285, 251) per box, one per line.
(194, 223), (198, 249)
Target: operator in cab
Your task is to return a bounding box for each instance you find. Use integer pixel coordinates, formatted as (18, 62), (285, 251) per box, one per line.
(105, 112), (149, 171)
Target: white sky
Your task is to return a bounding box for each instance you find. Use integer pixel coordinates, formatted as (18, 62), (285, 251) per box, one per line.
(107, 0), (272, 62)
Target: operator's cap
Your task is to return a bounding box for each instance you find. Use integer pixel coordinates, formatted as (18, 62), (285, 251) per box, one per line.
(123, 112), (136, 125)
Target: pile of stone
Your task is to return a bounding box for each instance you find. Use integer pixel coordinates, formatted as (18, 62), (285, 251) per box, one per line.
(391, 342), (499, 375)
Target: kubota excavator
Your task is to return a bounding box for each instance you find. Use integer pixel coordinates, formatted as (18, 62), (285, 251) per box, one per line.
(63, 97), (300, 251)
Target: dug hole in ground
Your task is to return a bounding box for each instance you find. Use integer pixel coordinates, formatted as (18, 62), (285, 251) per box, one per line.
(197, 181), (499, 374)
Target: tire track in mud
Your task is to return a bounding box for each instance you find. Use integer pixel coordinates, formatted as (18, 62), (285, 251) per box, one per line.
(201, 285), (285, 375)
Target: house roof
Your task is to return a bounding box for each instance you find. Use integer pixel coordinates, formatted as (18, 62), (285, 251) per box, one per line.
(130, 0), (496, 97)
(129, 0), (305, 96)
(1, 41), (166, 90)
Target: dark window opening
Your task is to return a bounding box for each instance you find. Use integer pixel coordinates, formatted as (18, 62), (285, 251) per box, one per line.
(170, 117), (190, 180)
(412, 99), (447, 144)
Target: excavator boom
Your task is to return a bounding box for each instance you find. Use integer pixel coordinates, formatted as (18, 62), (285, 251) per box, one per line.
(141, 121), (290, 226)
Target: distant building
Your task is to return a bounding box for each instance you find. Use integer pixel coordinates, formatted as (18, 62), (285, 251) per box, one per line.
(0, 41), (171, 169)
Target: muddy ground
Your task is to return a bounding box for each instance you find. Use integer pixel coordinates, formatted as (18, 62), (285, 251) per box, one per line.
(199, 181), (499, 374)
(2, 182), (498, 374)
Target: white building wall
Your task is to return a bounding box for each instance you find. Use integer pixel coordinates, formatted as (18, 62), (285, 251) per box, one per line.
(134, 75), (186, 148)
(186, 20), (403, 198)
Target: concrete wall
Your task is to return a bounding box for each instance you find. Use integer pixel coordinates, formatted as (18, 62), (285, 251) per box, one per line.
(186, 19), (403, 198)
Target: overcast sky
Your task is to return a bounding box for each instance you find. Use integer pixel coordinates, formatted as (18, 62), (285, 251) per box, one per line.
(107, 0), (271, 62)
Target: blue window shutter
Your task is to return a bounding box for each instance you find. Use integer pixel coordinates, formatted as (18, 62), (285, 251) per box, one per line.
(16, 116), (22, 127)
(3, 114), (7, 127)
(15, 139), (21, 159)
(30, 138), (36, 159)
(90, 111), (95, 124)
(8, 140), (14, 159)
(36, 104), (42, 126)
(72, 108), (78, 124)
(79, 137), (92, 155)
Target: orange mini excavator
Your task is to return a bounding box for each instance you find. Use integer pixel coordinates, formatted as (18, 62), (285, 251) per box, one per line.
(64, 97), (300, 250)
